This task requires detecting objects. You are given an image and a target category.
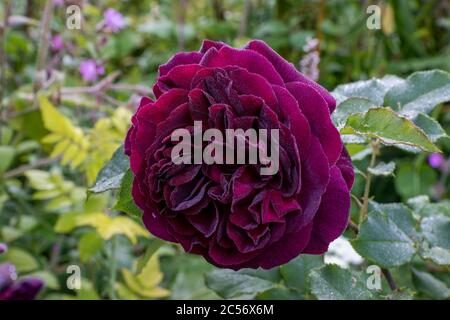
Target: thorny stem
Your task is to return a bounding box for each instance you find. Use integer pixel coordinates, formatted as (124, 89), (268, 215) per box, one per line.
(359, 139), (379, 222)
(353, 139), (398, 292)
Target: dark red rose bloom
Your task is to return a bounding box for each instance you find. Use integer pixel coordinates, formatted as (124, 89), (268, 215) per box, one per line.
(125, 40), (354, 269)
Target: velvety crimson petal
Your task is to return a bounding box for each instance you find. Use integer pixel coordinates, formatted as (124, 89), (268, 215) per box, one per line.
(303, 166), (351, 254)
(297, 136), (330, 227)
(168, 165), (201, 186)
(229, 205), (258, 230)
(287, 82), (342, 164)
(142, 210), (176, 243)
(336, 147), (355, 191)
(157, 64), (205, 93)
(207, 241), (261, 267)
(152, 103), (192, 149)
(125, 96), (153, 157)
(130, 89), (188, 173)
(227, 223), (270, 253)
(269, 191), (301, 217)
(188, 88), (211, 122)
(131, 178), (148, 210)
(245, 39), (336, 112)
(272, 85), (311, 153)
(241, 222), (313, 269)
(226, 67), (279, 113)
(158, 52), (202, 77)
(186, 204), (219, 237)
(170, 180), (211, 211)
(136, 89), (188, 133)
(237, 95), (264, 116)
(201, 45), (284, 86)
(199, 39), (228, 53)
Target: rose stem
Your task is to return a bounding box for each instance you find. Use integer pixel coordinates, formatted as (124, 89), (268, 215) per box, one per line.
(359, 139), (379, 222)
(382, 268), (398, 292)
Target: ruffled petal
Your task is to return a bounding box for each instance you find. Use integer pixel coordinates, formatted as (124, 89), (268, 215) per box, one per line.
(336, 147), (355, 191)
(297, 136), (330, 227)
(158, 52), (203, 77)
(201, 45), (284, 86)
(287, 81), (342, 164)
(241, 222), (313, 269)
(245, 39), (336, 112)
(303, 166), (350, 254)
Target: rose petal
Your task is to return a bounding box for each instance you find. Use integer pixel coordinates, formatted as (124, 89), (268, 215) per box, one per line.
(159, 52), (203, 77)
(336, 147), (355, 191)
(245, 39), (336, 112)
(303, 166), (350, 254)
(201, 45), (284, 86)
(287, 82), (342, 164)
(241, 222), (313, 269)
(297, 136), (330, 227)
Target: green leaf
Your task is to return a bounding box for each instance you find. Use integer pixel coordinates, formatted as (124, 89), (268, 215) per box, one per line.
(28, 270), (60, 290)
(114, 169), (142, 217)
(0, 146), (15, 173)
(342, 107), (440, 152)
(89, 145), (128, 193)
(78, 231), (104, 262)
(407, 196), (450, 218)
(333, 75), (404, 105)
(309, 265), (373, 300)
(412, 268), (450, 299)
(421, 215), (450, 249)
(205, 269), (278, 299)
(54, 212), (79, 233)
(351, 203), (418, 267)
(136, 238), (165, 273)
(420, 243), (450, 266)
(384, 70), (450, 118)
(0, 247), (39, 273)
(395, 163), (437, 200)
(332, 98), (375, 129)
(413, 113), (447, 143)
(368, 161), (396, 176)
(280, 254), (323, 295)
(419, 215), (450, 266)
(169, 255), (219, 299)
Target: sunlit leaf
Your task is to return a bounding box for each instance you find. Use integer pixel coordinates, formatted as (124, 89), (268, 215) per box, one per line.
(342, 107), (440, 152)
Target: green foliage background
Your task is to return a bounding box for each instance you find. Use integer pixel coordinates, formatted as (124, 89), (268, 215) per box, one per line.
(0, 0), (449, 300)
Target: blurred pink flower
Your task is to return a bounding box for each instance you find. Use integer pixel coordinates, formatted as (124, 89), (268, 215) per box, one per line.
(51, 34), (63, 51)
(300, 37), (320, 81)
(79, 59), (105, 82)
(428, 153), (444, 169)
(103, 8), (126, 33)
(0, 243), (6, 254)
(0, 263), (43, 300)
(53, 0), (64, 7)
